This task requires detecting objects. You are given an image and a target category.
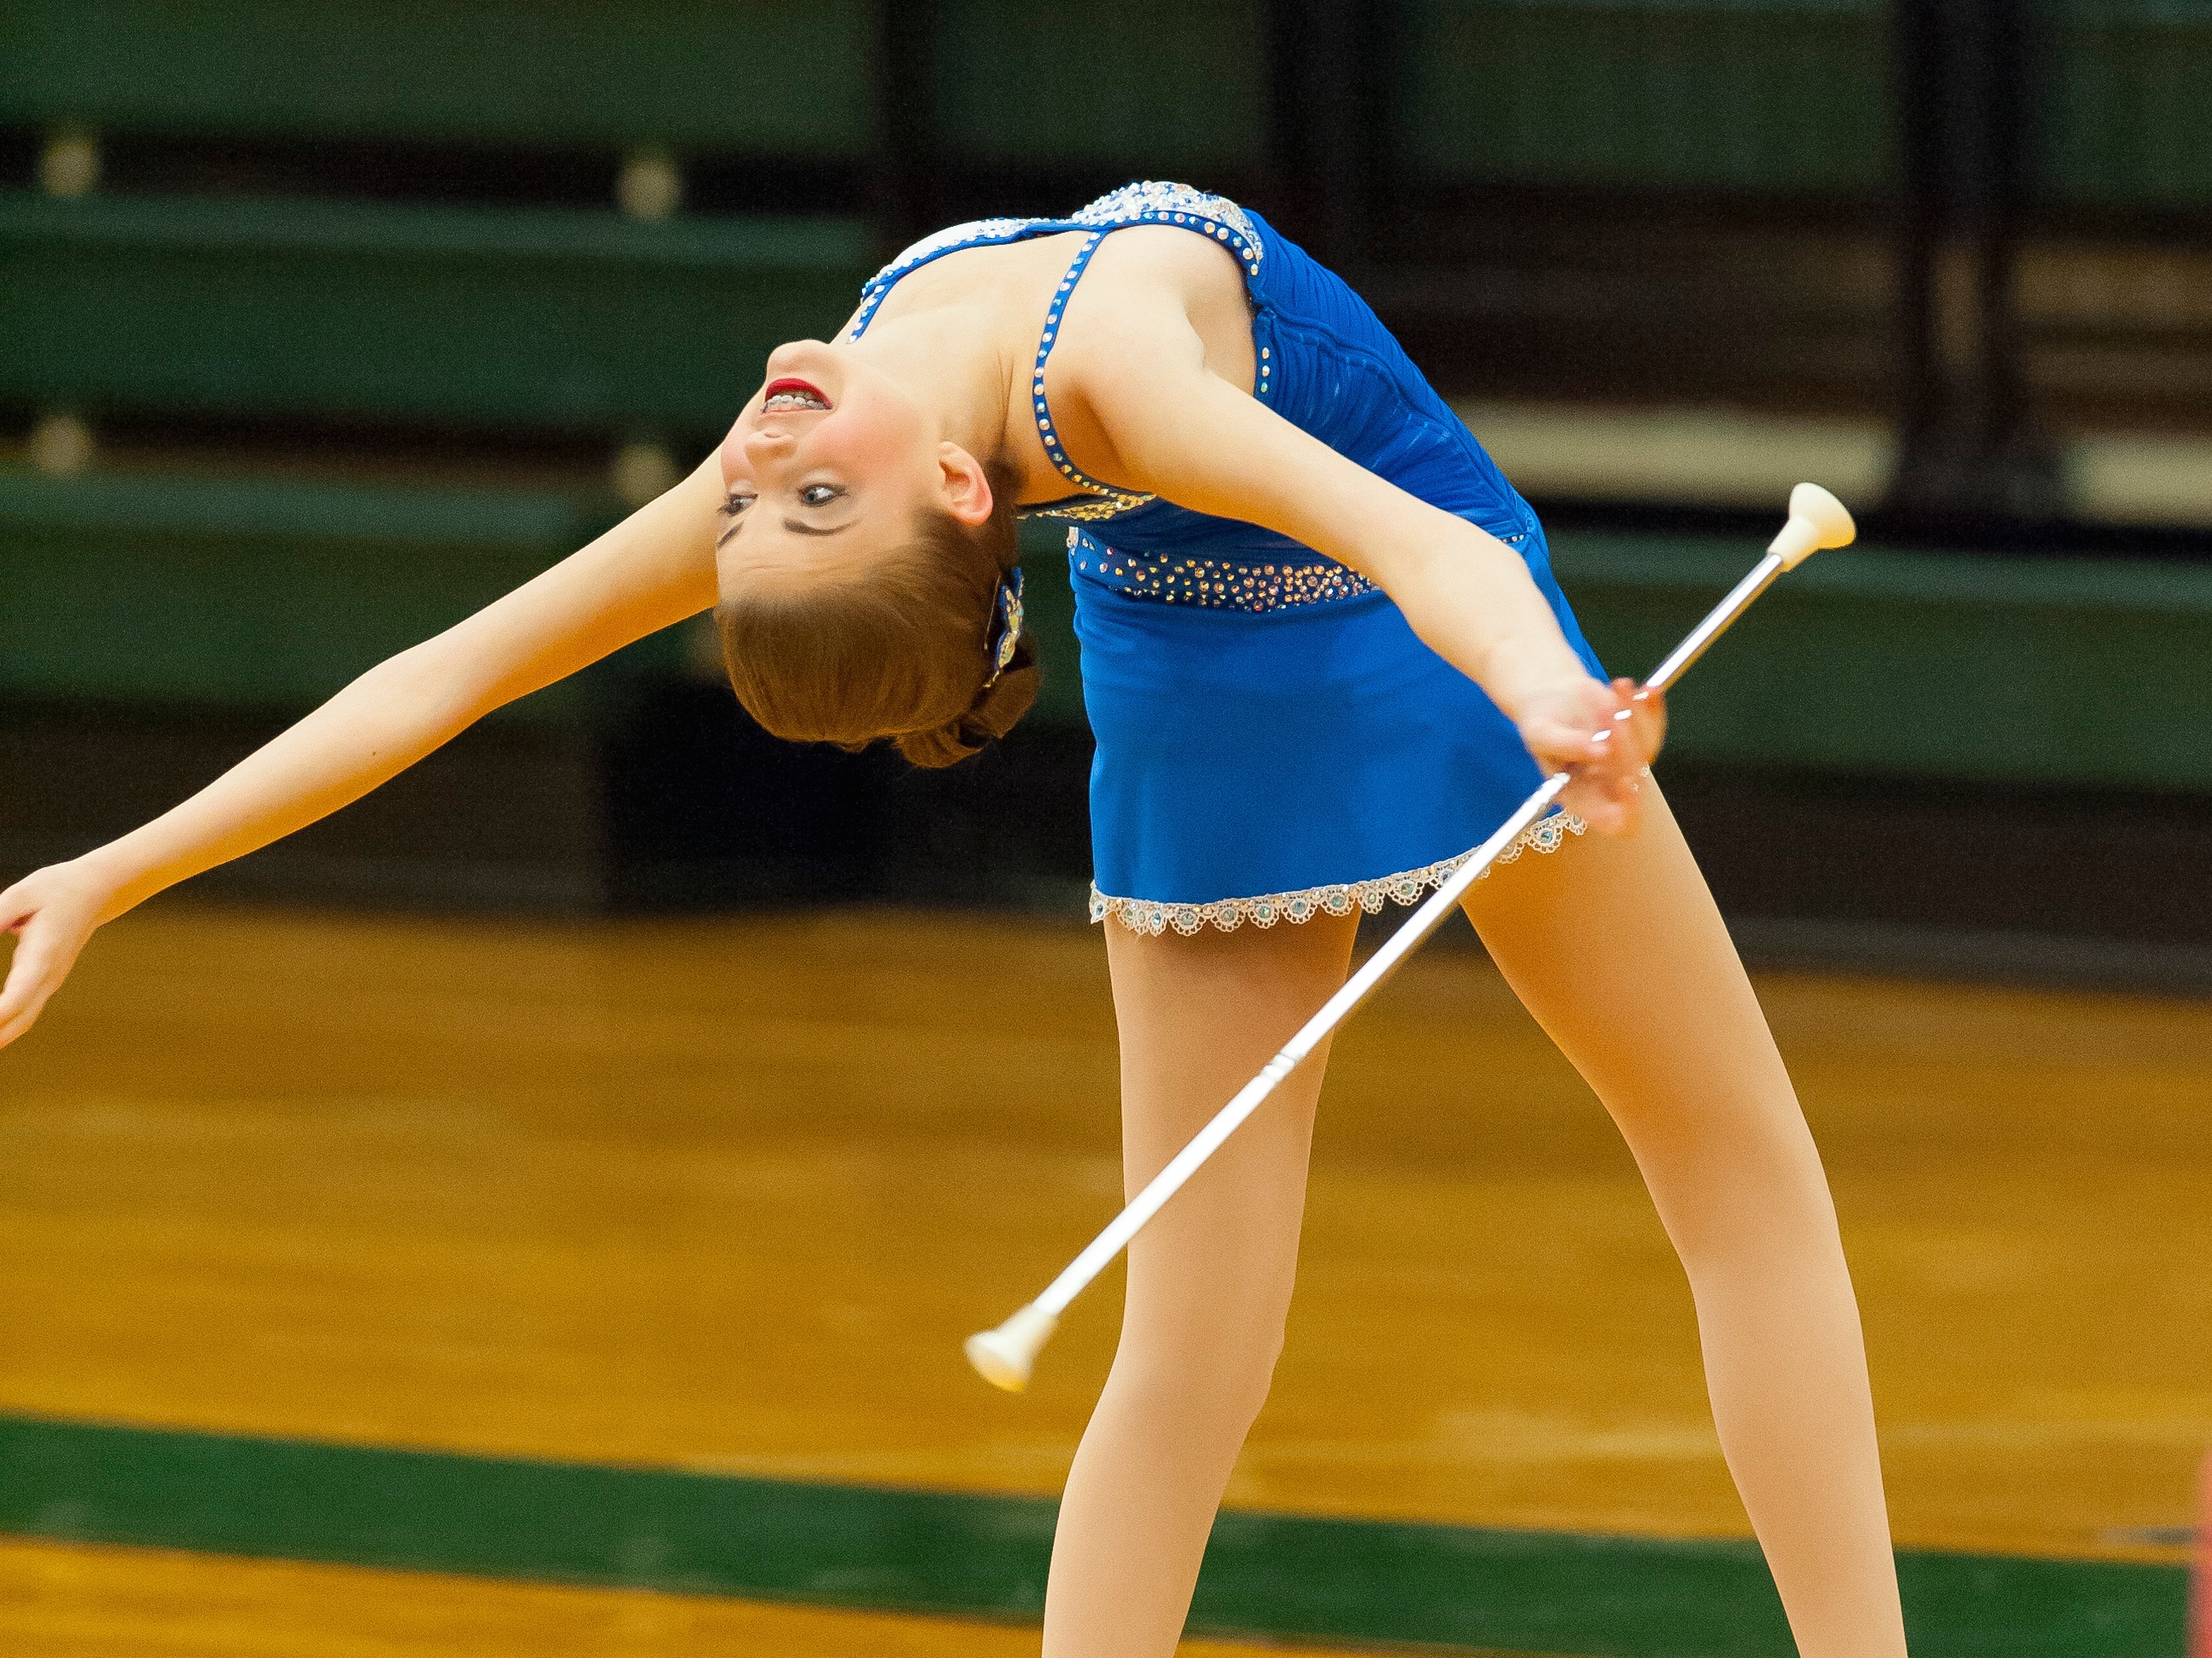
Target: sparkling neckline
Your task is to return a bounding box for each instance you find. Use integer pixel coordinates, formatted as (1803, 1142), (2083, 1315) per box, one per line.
(845, 184), (1275, 526)
(853, 183), (1264, 312)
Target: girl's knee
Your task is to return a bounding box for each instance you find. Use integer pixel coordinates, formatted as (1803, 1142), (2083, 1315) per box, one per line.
(1661, 1162), (1847, 1287)
(1115, 1310), (1287, 1429)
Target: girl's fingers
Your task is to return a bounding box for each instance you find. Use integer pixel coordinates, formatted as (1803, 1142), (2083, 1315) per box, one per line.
(1521, 676), (1663, 821)
(0, 1001), (44, 1048)
(1520, 728), (1585, 774)
(0, 980), (58, 1048)
(1623, 683), (1668, 765)
(1518, 676), (1661, 836)
(0, 992), (41, 1048)
(0, 912), (87, 1049)
(0, 934), (49, 1018)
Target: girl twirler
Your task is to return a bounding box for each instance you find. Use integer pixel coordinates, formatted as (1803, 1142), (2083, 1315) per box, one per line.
(0, 183), (1908, 1657)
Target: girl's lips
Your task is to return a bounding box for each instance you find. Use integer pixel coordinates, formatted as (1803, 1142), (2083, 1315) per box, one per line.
(762, 377), (831, 409)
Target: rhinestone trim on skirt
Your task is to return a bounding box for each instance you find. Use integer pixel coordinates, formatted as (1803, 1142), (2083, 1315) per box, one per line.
(1089, 811), (1587, 936)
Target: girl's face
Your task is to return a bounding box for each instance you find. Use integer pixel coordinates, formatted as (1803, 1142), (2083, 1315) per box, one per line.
(714, 341), (980, 588)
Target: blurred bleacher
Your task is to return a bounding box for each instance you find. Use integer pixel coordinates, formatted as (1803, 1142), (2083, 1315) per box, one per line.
(3, 0), (2210, 982)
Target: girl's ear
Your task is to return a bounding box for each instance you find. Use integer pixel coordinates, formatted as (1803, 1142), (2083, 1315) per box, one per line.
(937, 443), (996, 526)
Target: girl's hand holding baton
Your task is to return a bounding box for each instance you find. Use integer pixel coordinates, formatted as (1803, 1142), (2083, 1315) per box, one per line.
(1516, 674), (1669, 835)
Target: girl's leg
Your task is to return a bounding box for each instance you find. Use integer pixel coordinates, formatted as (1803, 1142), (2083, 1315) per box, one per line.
(1463, 785), (1907, 1657)
(1043, 908), (1361, 1658)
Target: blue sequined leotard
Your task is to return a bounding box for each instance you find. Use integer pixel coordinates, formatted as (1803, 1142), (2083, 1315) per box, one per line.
(853, 182), (1605, 934)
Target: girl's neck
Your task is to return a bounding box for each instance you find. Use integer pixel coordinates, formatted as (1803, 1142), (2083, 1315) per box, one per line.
(847, 303), (1018, 478)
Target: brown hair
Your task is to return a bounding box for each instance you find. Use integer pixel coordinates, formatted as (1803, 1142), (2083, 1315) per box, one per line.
(716, 459), (1038, 768)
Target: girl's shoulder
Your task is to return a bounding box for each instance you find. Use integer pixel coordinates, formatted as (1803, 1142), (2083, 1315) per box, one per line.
(861, 183), (1264, 302)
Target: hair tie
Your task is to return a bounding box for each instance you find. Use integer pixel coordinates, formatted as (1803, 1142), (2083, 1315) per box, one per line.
(982, 568), (1025, 688)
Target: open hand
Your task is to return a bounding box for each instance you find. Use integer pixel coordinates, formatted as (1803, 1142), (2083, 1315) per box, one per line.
(0, 862), (110, 1050)
(1515, 675), (1668, 834)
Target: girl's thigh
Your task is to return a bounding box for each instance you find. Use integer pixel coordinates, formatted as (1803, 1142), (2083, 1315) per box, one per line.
(1460, 784), (1828, 1244)
(1102, 910), (1359, 1343)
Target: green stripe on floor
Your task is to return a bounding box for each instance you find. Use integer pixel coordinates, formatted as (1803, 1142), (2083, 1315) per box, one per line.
(0, 1414), (2185, 1656)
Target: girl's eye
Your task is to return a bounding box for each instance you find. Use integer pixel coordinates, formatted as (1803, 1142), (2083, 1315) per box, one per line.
(718, 491), (755, 518)
(798, 484), (843, 508)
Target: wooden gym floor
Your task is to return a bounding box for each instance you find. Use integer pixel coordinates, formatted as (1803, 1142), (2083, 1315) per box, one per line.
(1, 900), (2205, 1654)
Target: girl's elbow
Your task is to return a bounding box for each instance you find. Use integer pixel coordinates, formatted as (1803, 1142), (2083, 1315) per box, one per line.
(361, 641), (498, 734)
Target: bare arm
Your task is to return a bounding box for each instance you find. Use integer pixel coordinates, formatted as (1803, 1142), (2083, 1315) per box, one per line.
(0, 453), (724, 1047)
(1066, 304), (1662, 812)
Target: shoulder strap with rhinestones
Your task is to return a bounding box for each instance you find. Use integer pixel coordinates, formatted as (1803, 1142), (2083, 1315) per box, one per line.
(1027, 233), (1156, 515)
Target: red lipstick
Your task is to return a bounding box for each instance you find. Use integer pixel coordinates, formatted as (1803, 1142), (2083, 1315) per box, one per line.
(762, 377), (831, 407)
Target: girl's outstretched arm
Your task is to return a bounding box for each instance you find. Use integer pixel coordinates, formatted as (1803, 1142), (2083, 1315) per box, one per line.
(0, 453), (725, 1049)
(1067, 303), (1662, 827)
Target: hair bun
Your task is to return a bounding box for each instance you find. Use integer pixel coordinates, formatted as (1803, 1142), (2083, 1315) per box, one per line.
(895, 633), (1041, 768)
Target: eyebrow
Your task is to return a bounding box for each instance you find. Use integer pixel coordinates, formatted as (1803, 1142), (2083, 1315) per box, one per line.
(781, 519), (853, 538)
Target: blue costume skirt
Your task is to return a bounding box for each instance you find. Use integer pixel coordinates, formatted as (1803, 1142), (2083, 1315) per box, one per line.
(1076, 525), (1607, 936)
